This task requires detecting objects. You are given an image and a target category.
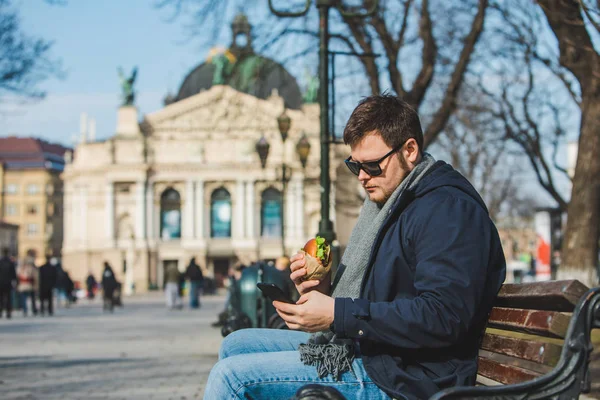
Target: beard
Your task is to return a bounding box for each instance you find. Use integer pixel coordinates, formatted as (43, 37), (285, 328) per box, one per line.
(366, 154), (411, 206)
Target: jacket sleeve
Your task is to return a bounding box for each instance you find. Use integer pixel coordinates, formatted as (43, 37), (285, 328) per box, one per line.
(333, 196), (493, 349)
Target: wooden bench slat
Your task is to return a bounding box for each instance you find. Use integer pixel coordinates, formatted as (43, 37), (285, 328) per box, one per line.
(477, 357), (541, 385)
(495, 280), (588, 311)
(476, 374), (502, 386)
(481, 333), (563, 366)
(487, 307), (570, 338)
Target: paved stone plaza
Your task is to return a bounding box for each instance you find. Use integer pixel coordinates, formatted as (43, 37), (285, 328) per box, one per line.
(0, 293), (225, 400)
(1, 292), (599, 400)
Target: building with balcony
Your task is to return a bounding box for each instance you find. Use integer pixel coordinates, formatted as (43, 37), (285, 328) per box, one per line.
(0, 137), (68, 264)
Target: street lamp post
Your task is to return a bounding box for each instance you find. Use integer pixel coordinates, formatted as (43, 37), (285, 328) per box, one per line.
(268, 0), (379, 245)
(277, 110), (291, 257)
(255, 111), (310, 257)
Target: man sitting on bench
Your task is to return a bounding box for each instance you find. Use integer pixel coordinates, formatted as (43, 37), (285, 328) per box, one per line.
(204, 95), (507, 400)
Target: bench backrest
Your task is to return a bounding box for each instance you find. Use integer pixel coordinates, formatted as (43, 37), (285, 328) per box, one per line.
(477, 279), (589, 385)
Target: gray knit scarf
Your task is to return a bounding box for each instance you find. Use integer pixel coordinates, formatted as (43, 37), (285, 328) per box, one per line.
(298, 153), (437, 379)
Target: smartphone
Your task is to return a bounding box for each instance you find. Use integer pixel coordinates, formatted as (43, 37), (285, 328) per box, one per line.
(257, 283), (294, 304)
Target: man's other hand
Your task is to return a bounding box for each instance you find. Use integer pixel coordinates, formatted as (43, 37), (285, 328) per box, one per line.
(273, 291), (334, 333)
(290, 252), (331, 296)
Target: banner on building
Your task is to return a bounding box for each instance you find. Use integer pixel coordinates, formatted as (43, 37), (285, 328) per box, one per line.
(534, 210), (552, 281)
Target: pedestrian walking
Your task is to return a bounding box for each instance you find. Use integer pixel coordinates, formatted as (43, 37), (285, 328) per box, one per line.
(164, 263), (181, 310)
(101, 262), (117, 312)
(55, 261), (68, 308)
(0, 248), (17, 319)
(17, 258), (38, 316)
(38, 257), (58, 316)
(86, 271), (97, 300)
(185, 257), (204, 308)
(63, 270), (75, 305)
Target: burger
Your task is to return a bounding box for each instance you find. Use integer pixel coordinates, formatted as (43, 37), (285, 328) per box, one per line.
(301, 236), (332, 281)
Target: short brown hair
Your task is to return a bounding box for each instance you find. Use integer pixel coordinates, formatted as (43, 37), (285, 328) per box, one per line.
(343, 94), (424, 151)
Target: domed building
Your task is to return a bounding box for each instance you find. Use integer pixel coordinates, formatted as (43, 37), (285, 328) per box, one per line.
(61, 14), (359, 293)
(170, 14), (304, 110)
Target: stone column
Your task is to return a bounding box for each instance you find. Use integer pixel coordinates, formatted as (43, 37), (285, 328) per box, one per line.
(234, 180), (245, 238)
(106, 182), (114, 244)
(245, 181), (255, 238)
(145, 181), (154, 239)
(80, 185), (88, 249)
(124, 246), (135, 296)
(135, 181), (146, 240)
(183, 180), (194, 239)
(195, 180), (204, 238)
(285, 179), (294, 244)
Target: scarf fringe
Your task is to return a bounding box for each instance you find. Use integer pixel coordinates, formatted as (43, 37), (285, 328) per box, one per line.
(298, 342), (355, 380)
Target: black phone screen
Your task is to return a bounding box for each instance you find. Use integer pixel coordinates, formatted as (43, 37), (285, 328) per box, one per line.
(257, 283), (294, 304)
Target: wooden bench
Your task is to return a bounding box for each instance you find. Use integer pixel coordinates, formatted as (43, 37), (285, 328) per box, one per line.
(293, 280), (600, 400)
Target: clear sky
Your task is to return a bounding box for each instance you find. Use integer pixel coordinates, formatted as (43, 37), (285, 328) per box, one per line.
(0, 0), (212, 146)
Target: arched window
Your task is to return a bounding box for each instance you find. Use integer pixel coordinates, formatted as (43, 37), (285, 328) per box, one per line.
(261, 187), (282, 238)
(211, 188), (232, 238)
(160, 188), (181, 240)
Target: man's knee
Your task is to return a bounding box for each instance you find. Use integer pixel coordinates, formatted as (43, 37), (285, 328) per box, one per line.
(206, 356), (245, 397)
(219, 329), (260, 360)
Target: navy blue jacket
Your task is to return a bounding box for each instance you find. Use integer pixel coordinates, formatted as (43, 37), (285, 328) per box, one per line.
(333, 161), (506, 400)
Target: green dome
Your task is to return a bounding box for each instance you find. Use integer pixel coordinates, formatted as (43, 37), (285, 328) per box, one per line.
(169, 13), (303, 109)
(173, 54), (303, 109)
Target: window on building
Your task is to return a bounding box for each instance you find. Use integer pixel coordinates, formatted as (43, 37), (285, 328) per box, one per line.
(26, 223), (38, 236)
(47, 203), (55, 216)
(26, 184), (40, 195)
(116, 183), (131, 193)
(46, 223), (54, 238)
(5, 184), (18, 194)
(261, 187), (282, 238)
(160, 188), (181, 240)
(46, 183), (55, 195)
(211, 188), (232, 238)
(27, 204), (39, 215)
(5, 204), (17, 216)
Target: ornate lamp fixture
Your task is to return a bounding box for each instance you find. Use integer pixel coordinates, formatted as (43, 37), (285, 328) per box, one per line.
(295, 133), (311, 169)
(255, 136), (270, 169)
(277, 110), (291, 142)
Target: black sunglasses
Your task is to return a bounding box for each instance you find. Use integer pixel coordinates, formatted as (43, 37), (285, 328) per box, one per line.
(345, 143), (403, 177)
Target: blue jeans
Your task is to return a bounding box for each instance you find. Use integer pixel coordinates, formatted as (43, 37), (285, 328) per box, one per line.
(19, 291), (37, 315)
(189, 281), (201, 308)
(204, 328), (391, 400)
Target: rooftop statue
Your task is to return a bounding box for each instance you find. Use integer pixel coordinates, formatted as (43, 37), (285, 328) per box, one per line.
(118, 66), (138, 106)
(207, 47), (237, 86)
(303, 70), (319, 104)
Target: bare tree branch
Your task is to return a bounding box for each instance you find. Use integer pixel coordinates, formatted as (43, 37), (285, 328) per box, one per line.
(423, 0), (488, 148)
(404, 0), (437, 107)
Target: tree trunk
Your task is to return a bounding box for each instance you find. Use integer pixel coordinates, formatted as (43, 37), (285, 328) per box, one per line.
(558, 94), (600, 287)
(538, 0), (600, 287)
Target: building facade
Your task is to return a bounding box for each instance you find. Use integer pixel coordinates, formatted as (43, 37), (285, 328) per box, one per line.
(0, 221), (19, 256)
(0, 137), (68, 264)
(62, 15), (360, 292)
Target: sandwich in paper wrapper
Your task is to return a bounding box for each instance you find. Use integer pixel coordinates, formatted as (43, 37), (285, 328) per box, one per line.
(300, 236), (332, 281)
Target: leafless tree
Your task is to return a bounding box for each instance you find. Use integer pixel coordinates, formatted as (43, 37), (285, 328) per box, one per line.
(483, 0), (600, 286)
(432, 92), (538, 222)
(156, 0), (489, 148)
(0, 0), (62, 100)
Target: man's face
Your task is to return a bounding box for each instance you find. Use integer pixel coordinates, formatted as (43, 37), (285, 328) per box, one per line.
(349, 133), (410, 205)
